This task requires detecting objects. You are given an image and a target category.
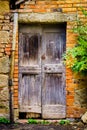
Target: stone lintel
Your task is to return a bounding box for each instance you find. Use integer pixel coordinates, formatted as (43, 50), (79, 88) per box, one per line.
(18, 12), (77, 24)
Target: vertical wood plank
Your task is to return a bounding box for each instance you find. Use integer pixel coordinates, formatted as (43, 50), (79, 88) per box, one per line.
(19, 30), (41, 116)
(42, 26), (66, 119)
(19, 74), (41, 113)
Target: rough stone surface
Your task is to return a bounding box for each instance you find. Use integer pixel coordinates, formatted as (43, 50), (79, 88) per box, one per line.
(19, 12), (77, 23)
(75, 79), (87, 108)
(0, 56), (9, 73)
(0, 1), (9, 14)
(2, 25), (9, 30)
(75, 87), (87, 107)
(81, 112), (87, 123)
(0, 86), (9, 116)
(0, 74), (8, 87)
(0, 15), (4, 19)
(0, 31), (9, 43)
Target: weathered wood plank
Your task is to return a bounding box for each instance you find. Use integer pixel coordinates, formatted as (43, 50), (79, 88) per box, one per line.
(19, 33), (41, 66)
(42, 64), (65, 73)
(19, 66), (41, 74)
(20, 106), (41, 113)
(19, 73), (41, 113)
(42, 27), (66, 119)
(42, 74), (65, 105)
(42, 105), (66, 119)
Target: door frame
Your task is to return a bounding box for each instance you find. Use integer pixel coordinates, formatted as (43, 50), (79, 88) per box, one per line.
(13, 11), (77, 120)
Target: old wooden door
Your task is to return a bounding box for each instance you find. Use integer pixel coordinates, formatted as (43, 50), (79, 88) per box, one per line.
(19, 26), (42, 118)
(19, 24), (66, 119)
(42, 25), (66, 119)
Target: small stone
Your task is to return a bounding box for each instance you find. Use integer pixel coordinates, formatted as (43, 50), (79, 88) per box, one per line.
(4, 15), (9, 20)
(77, 121), (84, 127)
(73, 125), (78, 129)
(81, 112), (87, 123)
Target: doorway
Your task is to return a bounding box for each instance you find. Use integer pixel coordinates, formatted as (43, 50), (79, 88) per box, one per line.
(19, 24), (66, 119)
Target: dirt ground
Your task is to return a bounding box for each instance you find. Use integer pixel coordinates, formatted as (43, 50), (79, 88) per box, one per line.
(0, 122), (87, 130)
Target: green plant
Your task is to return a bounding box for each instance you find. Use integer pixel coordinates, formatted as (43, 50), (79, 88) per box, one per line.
(28, 118), (38, 124)
(0, 117), (10, 124)
(59, 120), (70, 125)
(14, 122), (18, 126)
(39, 120), (50, 125)
(63, 8), (87, 75)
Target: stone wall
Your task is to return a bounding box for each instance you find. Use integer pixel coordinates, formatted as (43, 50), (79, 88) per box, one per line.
(0, 0), (12, 118)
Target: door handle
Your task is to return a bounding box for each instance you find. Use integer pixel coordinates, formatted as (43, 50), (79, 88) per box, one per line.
(41, 54), (46, 60)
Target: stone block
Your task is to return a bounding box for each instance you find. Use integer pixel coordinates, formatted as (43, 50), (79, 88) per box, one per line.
(75, 88), (87, 107)
(0, 86), (9, 117)
(0, 53), (3, 57)
(2, 25), (9, 30)
(0, 86), (9, 100)
(4, 15), (9, 20)
(0, 56), (9, 73)
(0, 31), (9, 43)
(81, 112), (87, 123)
(0, 1), (9, 14)
(0, 15), (4, 19)
(0, 75), (8, 87)
(19, 12), (77, 24)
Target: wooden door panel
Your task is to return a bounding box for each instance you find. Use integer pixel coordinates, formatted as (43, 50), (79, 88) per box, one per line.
(19, 33), (41, 66)
(19, 74), (41, 113)
(23, 34), (38, 65)
(42, 73), (65, 118)
(42, 73), (65, 105)
(42, 105), (66, 119)
(42, 31), (66, 64)
(19, 31), (41, 115)
(42, 27), (66, 119)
